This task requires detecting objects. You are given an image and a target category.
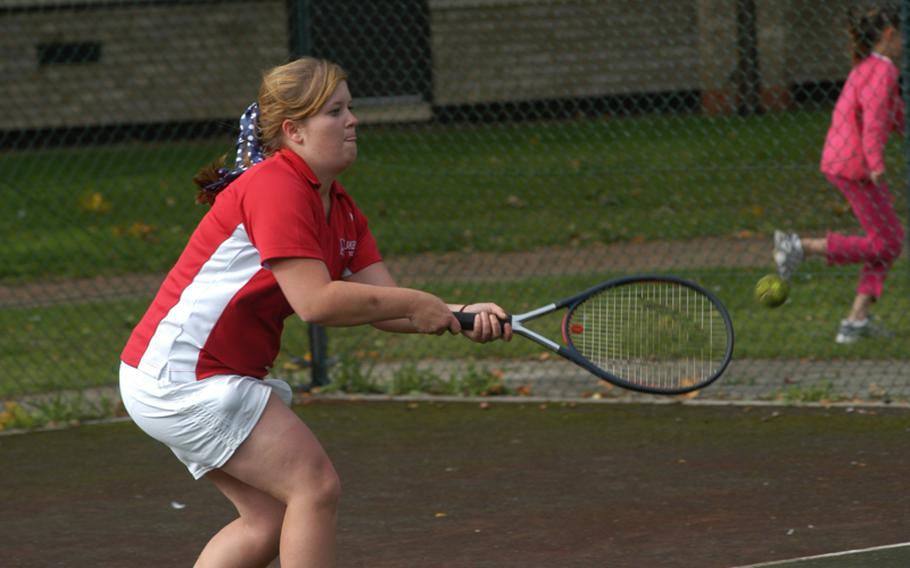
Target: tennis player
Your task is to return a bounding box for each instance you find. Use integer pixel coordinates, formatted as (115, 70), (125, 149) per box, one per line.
(119, 57), (511, 567)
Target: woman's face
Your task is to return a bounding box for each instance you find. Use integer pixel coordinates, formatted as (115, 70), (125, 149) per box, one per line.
(881, 26), (903, 59)
(294, 81), (359, 178)
(890, 28), (903, 58)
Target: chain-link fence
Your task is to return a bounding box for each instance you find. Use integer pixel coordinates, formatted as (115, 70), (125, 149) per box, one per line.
(2, 0), (908, 412)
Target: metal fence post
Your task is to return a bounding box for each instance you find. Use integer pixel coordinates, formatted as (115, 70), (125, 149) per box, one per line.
(287, 0), (311, 57)
(308, 323), (331, 387)
(903, 0), (910, 288)
(735, 0), (761, 115)
(287, 0), (330, 387)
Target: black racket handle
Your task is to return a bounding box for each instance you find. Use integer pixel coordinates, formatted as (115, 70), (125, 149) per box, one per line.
(453, 311), (512, 330)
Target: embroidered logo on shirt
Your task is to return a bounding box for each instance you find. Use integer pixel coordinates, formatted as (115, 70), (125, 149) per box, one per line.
(339, 239), (357, 257)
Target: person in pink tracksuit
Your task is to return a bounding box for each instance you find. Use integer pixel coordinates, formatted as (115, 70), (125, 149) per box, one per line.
(774, 7), (905, 344)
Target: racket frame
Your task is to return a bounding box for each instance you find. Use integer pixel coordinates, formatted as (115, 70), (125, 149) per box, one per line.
(456, 274), (734, 395)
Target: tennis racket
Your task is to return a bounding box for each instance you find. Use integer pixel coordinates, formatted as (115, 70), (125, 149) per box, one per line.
(455, 275), (734, 395)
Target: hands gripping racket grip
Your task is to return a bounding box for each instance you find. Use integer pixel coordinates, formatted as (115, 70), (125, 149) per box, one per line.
(453, 311), (511, 330)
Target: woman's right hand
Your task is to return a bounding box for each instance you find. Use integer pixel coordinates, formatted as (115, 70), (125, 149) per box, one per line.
(409, 292), (460, 335)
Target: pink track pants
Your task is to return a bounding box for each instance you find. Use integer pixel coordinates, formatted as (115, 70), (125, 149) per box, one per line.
(824, 174), (905, 299)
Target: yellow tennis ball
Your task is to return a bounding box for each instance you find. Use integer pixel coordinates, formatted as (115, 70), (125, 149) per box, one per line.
(754, 274), (789, 308)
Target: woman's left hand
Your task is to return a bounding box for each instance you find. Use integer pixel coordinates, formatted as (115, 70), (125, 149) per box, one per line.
(459, 303), (513, 343)
(871, 169), (885, 186)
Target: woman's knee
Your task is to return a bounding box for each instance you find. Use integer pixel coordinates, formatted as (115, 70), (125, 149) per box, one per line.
(288, 455), (342, 510)
(308, 460), (342, 508)
(874, 235), (903, 263)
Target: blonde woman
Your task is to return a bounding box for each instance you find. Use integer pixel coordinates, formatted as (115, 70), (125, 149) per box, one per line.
(119, 57), (511, 567)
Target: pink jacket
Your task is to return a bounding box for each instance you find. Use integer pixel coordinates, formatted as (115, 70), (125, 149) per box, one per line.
(820, 53), (905, 181)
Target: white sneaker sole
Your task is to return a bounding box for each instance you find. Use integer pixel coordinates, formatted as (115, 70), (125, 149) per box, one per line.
(835, 334), (859, 345)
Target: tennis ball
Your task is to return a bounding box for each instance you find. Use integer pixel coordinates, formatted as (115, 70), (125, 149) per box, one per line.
(754, 274), (789, 308)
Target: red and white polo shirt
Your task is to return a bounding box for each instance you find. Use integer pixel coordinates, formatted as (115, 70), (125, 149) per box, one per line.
(121, 148), (382, 381)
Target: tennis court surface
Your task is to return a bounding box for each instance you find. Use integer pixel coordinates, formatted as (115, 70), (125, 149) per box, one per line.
(2, 399), (910, 567)
(733, 542), (910, 567)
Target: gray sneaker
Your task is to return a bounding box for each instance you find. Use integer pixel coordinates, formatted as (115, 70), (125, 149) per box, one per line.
(773, 230), (803, 281)
(835, 316), (895, 344)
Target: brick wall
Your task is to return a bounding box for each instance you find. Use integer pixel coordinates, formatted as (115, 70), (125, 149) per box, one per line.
(430, 0), (701, 105)
(1, 0), (286, 130)
(785, 0), (854, 84)
(429, 0), (855, 111)
(1, 0), (861, 131)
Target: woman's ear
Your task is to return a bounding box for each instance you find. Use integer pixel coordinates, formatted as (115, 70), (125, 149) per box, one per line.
(282, 119), (305, 145)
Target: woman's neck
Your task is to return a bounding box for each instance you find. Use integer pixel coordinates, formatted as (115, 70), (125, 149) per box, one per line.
(316, 178), (335, 199)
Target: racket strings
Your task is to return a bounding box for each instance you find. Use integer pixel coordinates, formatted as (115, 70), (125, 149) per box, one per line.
(567, 282), (729, 389)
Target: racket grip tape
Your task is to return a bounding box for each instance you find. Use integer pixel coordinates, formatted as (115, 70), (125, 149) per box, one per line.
(453, 311), (511, 330)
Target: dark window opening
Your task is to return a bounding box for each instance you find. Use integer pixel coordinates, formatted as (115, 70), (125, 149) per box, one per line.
(304, 0), (432, 102)
(37, 42), (102, 65)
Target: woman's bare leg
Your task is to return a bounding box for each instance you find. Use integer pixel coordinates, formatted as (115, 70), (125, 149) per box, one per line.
(195, 470), (285, 567)
(206, 394), (341, 568)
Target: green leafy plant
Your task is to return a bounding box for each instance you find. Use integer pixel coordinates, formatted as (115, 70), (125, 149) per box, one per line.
(0, 393), (121, 432)
(319, 354), (384, 395)
(449, 366), (508, 396)
(387, 364), (449, 396)
(776, 381), (839, 403)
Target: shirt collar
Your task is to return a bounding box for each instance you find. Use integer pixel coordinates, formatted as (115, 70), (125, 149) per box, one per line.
(277, 148), (344, 195)
(278, 148), (320, 186)
(871, 52), (894, 65)
(277, 148), (340, 195)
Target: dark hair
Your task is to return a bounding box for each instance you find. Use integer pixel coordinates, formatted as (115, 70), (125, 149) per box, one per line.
(193, 57), (348, 206)
(848, 6), (900, 65)
(192, 155), (229, 205)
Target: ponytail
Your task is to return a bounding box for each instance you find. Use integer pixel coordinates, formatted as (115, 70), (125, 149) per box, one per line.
(193, 102), (265, 206)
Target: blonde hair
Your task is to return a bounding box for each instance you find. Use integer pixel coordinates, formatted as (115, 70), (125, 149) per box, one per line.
(257, 57), (348, 156)
(194, 57), (348, 205)
(848, 7), (900, 65)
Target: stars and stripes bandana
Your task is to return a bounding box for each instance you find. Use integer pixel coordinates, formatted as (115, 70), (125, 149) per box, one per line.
(203, 102), (264, 193)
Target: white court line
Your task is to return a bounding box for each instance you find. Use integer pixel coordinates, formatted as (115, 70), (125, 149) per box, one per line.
(731, 541), (910, 567)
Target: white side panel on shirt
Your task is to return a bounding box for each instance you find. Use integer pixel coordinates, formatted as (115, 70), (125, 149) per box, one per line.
(138, 224), (261, 381)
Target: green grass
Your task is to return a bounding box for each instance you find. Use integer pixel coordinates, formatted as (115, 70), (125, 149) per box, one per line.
(3, 109), (905, 281)
(2, 109), (908, 400)
(1, 140), (224, 281)
(0, 297), (147, 398)
(4, 262), (905, 399)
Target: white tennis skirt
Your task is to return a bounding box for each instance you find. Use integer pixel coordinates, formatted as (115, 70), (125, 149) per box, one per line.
(119, 362), (293, 479)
